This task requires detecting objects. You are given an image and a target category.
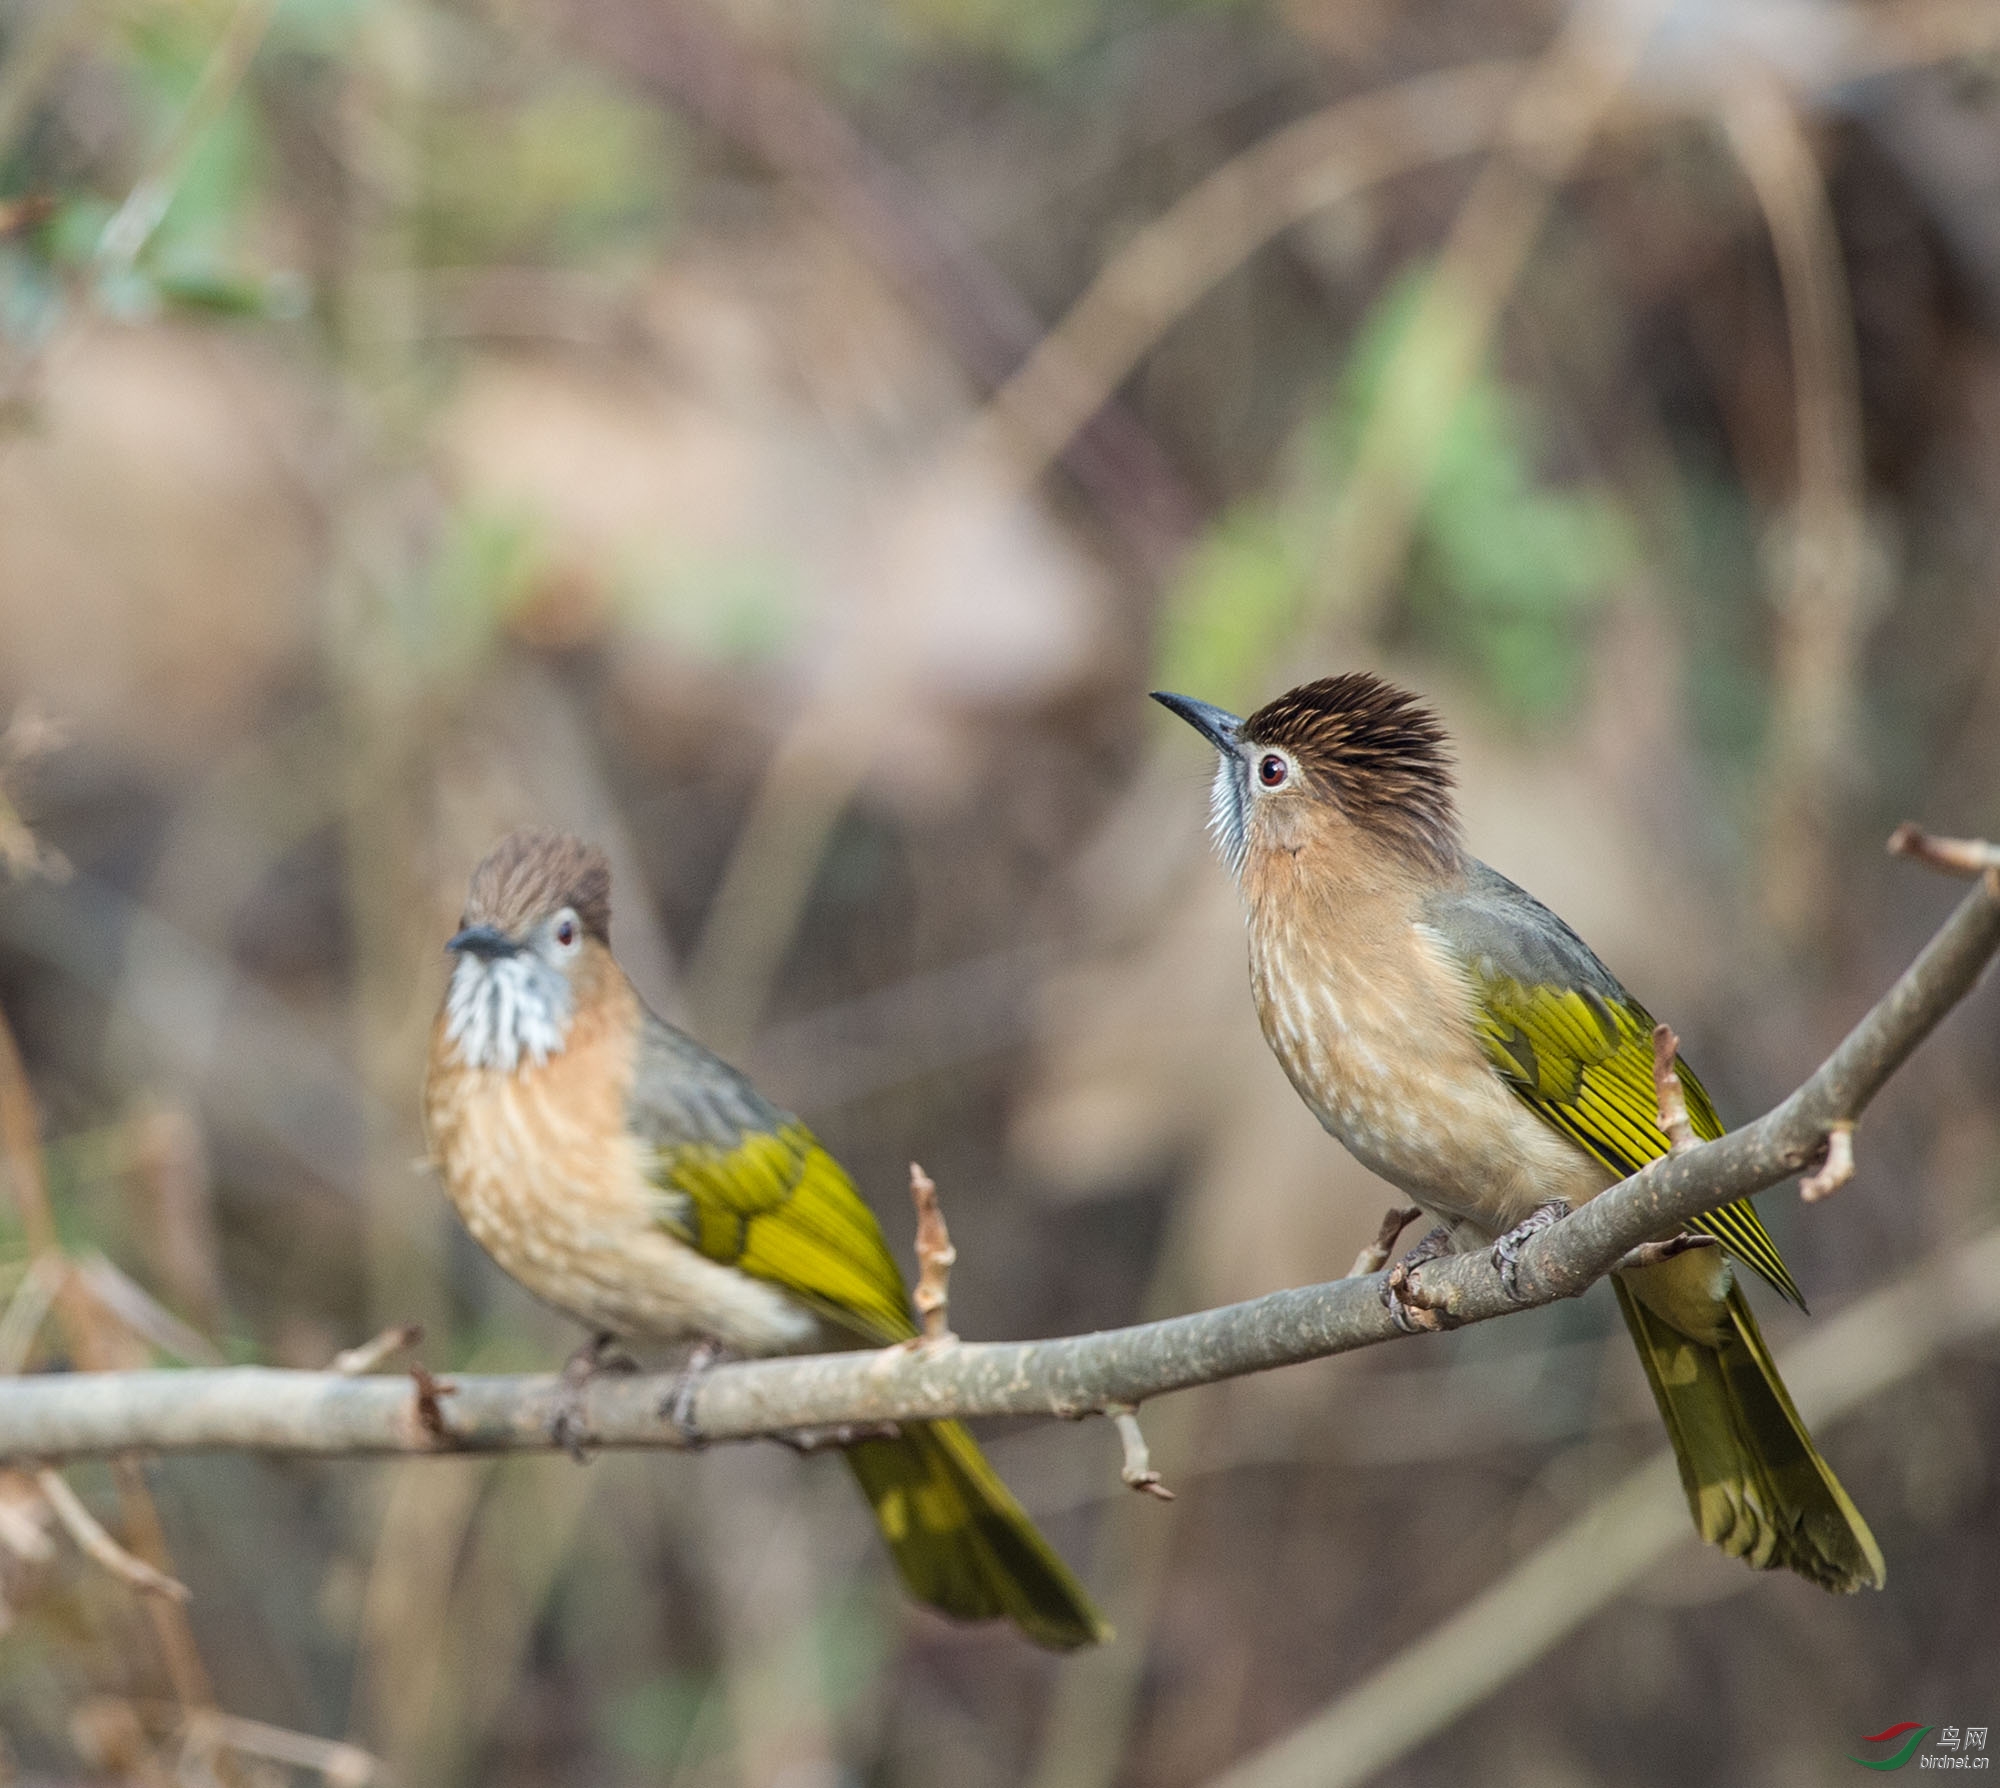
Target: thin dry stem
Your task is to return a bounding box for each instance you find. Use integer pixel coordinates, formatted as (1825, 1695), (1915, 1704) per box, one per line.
(1108, 1406), (1175, 1501)
(1308, 0), (1665, 636)
(74, 1255), (223, 1366)
(0, 1253), (67, 1374)
(973, 61), (1525, 493)
(1718, 70), (1870, 937)
(35, 1469), (190, 1603)
(332, 1324), (424, 1377)
(1650, 1025), (1697, 1153)
(908, 1163), (957, 1345)
(1889, 822), (2000, 880)
(1349, 1206), (1423, 1279)
(180, 1712), (379, 1787)
(1800, 1122), (1857, 1204)
(1613, 1234), (1718, 1272)
(0, 1469), (55, 1561)
(94, 0), (278, 278)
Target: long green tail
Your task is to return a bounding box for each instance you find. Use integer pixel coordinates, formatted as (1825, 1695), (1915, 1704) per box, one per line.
(844, 1419), (1110, 1649)
(1613, 1277), (1884, 1592)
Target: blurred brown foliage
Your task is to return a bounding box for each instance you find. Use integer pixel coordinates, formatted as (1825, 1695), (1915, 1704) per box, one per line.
(0, 0), (1996, 1782)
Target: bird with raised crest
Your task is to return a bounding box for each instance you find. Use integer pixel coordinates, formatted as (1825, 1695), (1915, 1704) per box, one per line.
(1155, 673), (1883, 1593)
(422, 828), (1108, 1649)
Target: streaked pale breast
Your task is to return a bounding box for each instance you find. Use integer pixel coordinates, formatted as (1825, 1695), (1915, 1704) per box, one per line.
(1246, 897), (1610, 1236)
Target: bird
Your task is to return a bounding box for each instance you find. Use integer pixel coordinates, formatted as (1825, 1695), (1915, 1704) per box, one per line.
(421, 828), (1108, 1649)
(1154, 672), (1883, 1593)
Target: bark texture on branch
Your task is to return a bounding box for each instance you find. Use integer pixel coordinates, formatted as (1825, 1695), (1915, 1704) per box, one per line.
(0, 846), (1993, 1465)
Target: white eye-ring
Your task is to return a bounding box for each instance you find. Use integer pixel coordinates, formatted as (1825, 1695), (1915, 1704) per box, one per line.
(1256, 751), (1291, 790)
(550, 908), (581, 953)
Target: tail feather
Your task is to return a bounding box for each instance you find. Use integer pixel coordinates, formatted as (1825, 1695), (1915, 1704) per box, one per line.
(1614, 1277), (1884, 1593)
(844, 1420), (1111, 1650)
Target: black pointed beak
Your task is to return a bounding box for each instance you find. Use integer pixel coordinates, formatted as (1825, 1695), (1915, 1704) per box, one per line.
(1151, 690), (1245, 755)
(447, 923), (520, 961)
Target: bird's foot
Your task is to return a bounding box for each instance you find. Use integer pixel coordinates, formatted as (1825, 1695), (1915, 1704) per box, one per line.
(1382, 1226), (1456, 1333)
(660, 1338), (726, 1447)
(551, 1331), (636, 1461)
(1490, 1200), (1572, 1301)
(771, 1420), (903, 1455)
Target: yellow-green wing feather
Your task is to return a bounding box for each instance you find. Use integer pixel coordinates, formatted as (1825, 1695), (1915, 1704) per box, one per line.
(1467, 970), (1803, 1308)
(655, 1123), (917, 1343)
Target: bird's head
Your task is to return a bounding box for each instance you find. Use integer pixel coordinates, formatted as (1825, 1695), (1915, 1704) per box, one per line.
(442, 829), (614, 1072)
(1152, 673), (1461, 882)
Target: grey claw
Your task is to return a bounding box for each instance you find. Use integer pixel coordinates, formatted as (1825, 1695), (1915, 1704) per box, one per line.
(660, 1339), (721, 1445)
(1490, 1199), (1572, 1301)
(1379, 1224), (1456, 1332)
(551, 1405), (589, 1464)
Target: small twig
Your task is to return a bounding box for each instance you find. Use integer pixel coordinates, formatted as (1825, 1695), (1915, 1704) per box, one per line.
(0, 1469), (54, 1561)
(1350, 1206), (1423, 1279)
(1650, 1025), (1697, 1152)
(1612, 1233), (1718, 1272)
(332, 1324), (423, 1377)
(73, 1254), (224, 1366)
(177, 1711), (378, 1787)
(0, 1252), (66, 1374)
(1889, 823), (2000, 882)
(1799, 1121), (1856, 1204)
(408, 1364), (456, 1442)
(1106, 1404), (1175, 1500)
(35, 1468), (190, 1601)
(908, 1163), (957, 1344)
(93, 0), (278, 280)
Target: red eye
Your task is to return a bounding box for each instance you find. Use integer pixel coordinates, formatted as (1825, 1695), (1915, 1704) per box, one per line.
(1258, 754), (1288, 788)
(555, 917), (577, 947)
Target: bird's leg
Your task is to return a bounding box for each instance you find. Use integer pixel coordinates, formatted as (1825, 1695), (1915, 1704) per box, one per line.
(1382, 1226), (1457, 1334)
(551, 1331), (636, 1461)
(1490, 1199), (1573, 1302)
(660, 1338), (728, 1446)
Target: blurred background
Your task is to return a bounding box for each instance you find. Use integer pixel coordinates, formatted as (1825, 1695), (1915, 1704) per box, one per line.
(0, 0), (1996, 1780)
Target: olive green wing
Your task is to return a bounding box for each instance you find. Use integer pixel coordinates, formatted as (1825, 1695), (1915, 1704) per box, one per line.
(1426, 864), (1803, 1308)
(628, 1014), (917, 1344)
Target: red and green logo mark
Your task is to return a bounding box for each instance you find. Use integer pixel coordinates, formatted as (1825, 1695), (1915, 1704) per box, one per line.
(1851, 1725), (1932, 1771)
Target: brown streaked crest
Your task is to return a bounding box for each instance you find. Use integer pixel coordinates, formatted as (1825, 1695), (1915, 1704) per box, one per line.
(1245, 673), (1461, 873)
(463, 829), (612, 941)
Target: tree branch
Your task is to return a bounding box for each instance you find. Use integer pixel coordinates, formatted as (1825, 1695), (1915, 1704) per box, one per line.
(0, 831), (1992, 1465)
